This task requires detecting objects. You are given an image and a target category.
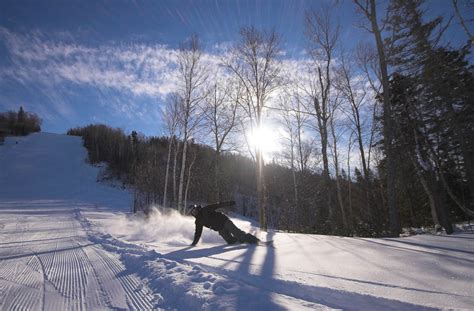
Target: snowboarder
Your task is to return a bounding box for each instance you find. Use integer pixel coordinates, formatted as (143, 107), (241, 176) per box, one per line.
(188, 201), (260, 245)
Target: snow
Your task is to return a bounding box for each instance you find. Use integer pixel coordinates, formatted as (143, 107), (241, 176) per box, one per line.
(1, 132), (473, 310)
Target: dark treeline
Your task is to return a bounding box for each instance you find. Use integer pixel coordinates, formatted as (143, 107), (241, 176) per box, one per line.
(0, 106), (42, 143)
(68, 0), (473, 237)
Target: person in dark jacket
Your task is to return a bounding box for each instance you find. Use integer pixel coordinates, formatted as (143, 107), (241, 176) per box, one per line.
(189, 201), (260, 245)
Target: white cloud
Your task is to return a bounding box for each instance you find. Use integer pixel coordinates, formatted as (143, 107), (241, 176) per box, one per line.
(0, 28), (183, 99)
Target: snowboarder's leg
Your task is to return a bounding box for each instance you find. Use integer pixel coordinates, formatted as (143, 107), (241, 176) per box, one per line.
(224, 220), (259, 244)
(218, 228), (237, 244)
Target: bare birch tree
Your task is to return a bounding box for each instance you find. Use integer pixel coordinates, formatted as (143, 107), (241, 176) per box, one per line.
(223, 26), (282, 231)
(328, 95), (349, 231)
(278, 89), (312, 229)
(304, 5), (339, 229)
(172, 138), (180, 205)
(334, 51), (381, 226)
(334, 54), (370, 180)
(176, 34), (208, 213)
(355, 43), (382, 173)
(204, 77), (242, 201)
(346, 130), (355, 227)
(162, 93), (181, 208)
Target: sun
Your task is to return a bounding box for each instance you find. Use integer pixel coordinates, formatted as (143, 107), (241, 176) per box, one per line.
(248, 124), (281, 158)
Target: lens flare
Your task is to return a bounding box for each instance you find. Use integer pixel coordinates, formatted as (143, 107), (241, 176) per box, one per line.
(248, 125), (281, 157)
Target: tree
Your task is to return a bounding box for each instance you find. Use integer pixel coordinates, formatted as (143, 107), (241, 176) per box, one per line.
(424, 48), (474, 218)
(384, 0), (474, 231)
(278, 89), (313, 229)
(204, 77), (241, 201)
(0, 107), (41, 136)
(451, 0), (473, 46)
(334, 52), (379, 230)
(162, 94), (181, 208)
(334, 53), (370, 179)
(304, 5), (340, 230)
(353, 0), (400, 236)
(16, 106), (25, 135)
(176, 34), (208, 213)
(184, 140), (199, 209)
(224, 26), (282, 231)
(388, 74), (454, 233)
(328, 95), (349, 232)
(346, 131), (356, 228)
(355, 43), (381, 175)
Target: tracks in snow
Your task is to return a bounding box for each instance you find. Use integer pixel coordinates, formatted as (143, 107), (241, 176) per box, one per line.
(0, 200), (156, 310)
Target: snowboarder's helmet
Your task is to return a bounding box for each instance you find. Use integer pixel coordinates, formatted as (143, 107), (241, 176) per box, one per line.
(188, 204), (201, 217)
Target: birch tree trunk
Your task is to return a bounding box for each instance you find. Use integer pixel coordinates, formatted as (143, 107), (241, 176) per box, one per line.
(172, 140), (180, 207)
(177, 134), (188, 213)
(176, 35), (207, 213)
(163, 136), (173, 207)
(305, 6), (339, 229)
(184, 144), (198, 210)
(330, 118), (347, 231)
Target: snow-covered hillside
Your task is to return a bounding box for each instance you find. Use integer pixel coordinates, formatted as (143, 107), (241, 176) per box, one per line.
(0, 133), (473, 310)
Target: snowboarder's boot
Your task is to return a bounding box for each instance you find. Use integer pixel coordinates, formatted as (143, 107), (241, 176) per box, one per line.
(245, 233), (259, 244)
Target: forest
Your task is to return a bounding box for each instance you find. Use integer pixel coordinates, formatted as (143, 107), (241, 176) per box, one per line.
(0, 106), (42, 143)
(64, 0), (473, 237)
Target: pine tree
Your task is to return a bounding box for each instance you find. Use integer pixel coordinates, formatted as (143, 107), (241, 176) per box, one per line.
(385, 0), (474, 230)
(16, 106), (25, 135)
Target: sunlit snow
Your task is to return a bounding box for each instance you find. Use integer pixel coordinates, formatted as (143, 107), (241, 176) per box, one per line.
(0, 133), (472, 310)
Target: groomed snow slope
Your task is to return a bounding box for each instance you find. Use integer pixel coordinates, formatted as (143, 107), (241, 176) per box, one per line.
(0, 133), (473, 310)
(0, 133), (155, 310)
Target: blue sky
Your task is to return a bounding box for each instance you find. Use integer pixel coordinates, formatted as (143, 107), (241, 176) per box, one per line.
(0, 0), (472, 136)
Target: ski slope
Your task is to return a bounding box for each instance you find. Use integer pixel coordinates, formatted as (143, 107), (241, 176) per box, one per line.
(0, 133), (473, 310)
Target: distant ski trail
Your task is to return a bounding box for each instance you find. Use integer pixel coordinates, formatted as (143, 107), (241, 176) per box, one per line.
(0, 201), (156, 310)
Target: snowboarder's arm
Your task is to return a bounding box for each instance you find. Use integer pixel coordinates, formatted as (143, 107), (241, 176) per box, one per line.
(191, 223), (203, 245)
(205, 200), (235, 212)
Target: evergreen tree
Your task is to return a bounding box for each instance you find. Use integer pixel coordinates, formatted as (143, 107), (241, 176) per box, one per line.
(16, 106), (25, 135)
(385, 0), (474, 230)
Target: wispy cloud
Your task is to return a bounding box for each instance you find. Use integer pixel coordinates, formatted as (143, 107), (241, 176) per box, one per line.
(0, 28), (319, 111)
(0, 27), (184, 99)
